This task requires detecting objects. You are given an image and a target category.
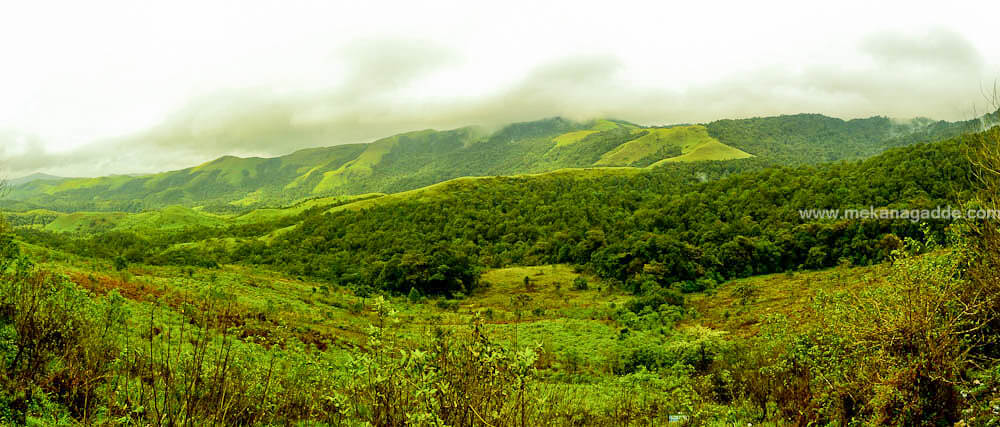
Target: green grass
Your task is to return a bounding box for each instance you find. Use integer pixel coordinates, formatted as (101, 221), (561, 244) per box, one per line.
(4, 208), (64, 225)
(40, 175), (135, 195)
(313, 131), (436, 194)
(653, 140), (753, 164)
(30, 247), (637, 373)
(228, 189), (266, 207)
(684, 264), (877, 337)
(325, 168), (643, 214)
(189, 156), (270, 186)
(595, 125), (751, 166)
(591, 119), (634, 131)
(471, 264), (627, 312)
(552, 130), (600, 147)
(234, 193), (382, 224)
(327, 176), (485, 213)
(44, 212), (130, 233)
(550, 119), (637, 148)
(40, 193), (390, 234)
(118, 205), (229, 230)
(43, 206), (226, 233)
(283, 163), (325, 190)
(15, 226), (930, 425)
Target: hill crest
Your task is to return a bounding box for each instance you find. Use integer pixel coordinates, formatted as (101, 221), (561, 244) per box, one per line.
(5, 113), (973, 213)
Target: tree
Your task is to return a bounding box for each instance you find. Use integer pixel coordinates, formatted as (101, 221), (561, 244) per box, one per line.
(407, 286), (422, 303)
(113, 255), (129, 272)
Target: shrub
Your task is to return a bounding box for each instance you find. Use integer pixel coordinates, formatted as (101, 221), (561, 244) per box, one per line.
(732, 282), (759, 306)
(435, 299), (459, 311)
(625, 288), (684, 314)
(407, 286), (422, 303)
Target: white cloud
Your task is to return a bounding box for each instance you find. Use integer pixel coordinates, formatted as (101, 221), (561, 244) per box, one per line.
(1, 0), (998, 177)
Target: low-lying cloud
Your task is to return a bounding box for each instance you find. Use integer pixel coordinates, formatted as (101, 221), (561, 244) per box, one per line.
(3, 29), (997, 178)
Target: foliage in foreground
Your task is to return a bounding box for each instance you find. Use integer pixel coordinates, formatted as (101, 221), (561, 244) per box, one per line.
(6, 211), (1000, 425)
(0, 224), (704, 425)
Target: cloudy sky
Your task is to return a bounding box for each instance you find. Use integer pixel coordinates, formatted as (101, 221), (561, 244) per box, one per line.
(2, 0), (999, 178)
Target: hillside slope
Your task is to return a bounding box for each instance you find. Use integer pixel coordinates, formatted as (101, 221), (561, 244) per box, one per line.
(6, 114), (972, 213)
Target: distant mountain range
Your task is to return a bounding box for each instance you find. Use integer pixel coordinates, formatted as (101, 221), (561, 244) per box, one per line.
(3, 113), (980, 213)
(8, 172), (67, 187)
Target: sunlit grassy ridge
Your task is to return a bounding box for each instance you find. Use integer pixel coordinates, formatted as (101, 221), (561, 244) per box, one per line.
(325, 167), (643, 213)
(43, 206), (227, 233)
(36, 193), (388, 234)
(233, 193), (382, 224)
(313, 132), (415, 193)
(653, 140), (753, 164)
(595, 125), (751, 166)
(552, 130), (599, 147)
(550, 119), (636, 148)
(189, 156), (270, 186)
(44, 211), (131, 233)
(44, 174), (135, 195)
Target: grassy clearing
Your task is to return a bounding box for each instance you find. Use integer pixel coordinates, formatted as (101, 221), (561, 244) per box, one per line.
(653, 140), (753, 164)
(595, 125), (751, 166)
(313, 137), (400, 193)
(471, 264), (626, 313)
(685, 263), (877, 337)
(312, 131), (436, 194)
(591, 119), (634, 131)
(552, 130), (600, 147)
(549, 119), (635, 148)
(36, 194), (386, 234)
(326, 168), (643, 214)
(189, 156), (270, 186)
(44, 211), (130, 233)
(43, 206), (227, 233)
(233, 193), (382, 224)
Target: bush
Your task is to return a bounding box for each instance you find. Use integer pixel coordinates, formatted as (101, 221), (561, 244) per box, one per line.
(625, 287), (684, 314)
(572, 277), (589, 291)
(407, 287), (422, 303)
(732, 282), (759, 306)
(0, 232), (128, 423)
(435, 299), (459, 311)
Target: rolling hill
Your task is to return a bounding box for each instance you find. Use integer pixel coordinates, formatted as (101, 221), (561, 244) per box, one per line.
(5, 114), (974, 213)
(595, 125), (753, 166)
(42, 206), (229, 234)
(7, 172), (67, 187)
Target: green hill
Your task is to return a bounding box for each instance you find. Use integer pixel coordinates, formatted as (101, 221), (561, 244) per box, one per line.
(8, 172), (67, 187)
(42, 206), (227, 233)
(44, 212), (131, 233)
(594, 125), (753, 166)
(705, 113), (978, 164)
(6, 114), (973, 214)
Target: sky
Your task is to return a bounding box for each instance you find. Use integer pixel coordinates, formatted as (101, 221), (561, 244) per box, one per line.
(1, 0), (999, 178)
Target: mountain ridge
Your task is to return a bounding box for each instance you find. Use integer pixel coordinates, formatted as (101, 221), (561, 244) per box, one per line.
(7, 172), (68, 187)
(4, 113), (976, 213)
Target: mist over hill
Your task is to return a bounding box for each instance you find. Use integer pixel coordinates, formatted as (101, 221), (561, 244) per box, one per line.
(3, 112), (978, 213)
(7, 172), (66, 187)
